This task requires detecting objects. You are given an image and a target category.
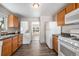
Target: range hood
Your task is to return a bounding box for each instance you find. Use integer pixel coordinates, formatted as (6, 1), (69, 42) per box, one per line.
(65, 8), (79, 24)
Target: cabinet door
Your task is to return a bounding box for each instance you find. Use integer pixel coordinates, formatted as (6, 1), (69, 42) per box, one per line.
(8, 15), (19, 28)
(12, 36), (18, 53)
(53, 35), (58, 53)
(76, 3), (79, 8)
(65, 3), (76, 14)
(2, 38), (12, 56)
(55, 37), (58, 52)
(57, 9), (65, 26)
(18, 35), (23, 48)
(8, 15), (14, 27)
(14, 16), (19, 28)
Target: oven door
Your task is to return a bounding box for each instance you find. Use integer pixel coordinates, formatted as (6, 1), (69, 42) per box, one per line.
(59, 40), (76, 56)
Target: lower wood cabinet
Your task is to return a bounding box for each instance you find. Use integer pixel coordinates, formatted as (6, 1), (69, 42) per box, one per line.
(2, 38), (12, 56)
(53, 35), (58, 53)
(12, 35), (18, 53)
(2, 34), (23, 56)
(18, 35), (23, 48)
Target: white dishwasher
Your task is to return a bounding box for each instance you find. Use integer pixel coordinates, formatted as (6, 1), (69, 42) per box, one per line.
(23, 33), (31, 44)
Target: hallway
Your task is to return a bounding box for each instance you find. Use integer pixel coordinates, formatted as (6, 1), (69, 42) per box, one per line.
(13, 40), (57, 56)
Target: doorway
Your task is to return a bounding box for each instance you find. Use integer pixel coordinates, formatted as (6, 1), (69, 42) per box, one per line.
(31, 21), (40, 41)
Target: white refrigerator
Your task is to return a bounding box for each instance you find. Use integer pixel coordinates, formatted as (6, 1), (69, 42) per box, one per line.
(46, 22), (61, 49)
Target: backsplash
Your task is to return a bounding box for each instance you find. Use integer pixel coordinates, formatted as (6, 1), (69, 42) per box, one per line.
(62, 24), (79, 33)
(7, 27), (20, 33)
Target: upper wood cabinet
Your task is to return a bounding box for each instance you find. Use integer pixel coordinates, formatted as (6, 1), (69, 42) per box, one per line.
(2, 38), (12, 56)
(8, 15), (20, 28)
(56, 3), (78, 26)
(65, 3), (76, 14)
(57, 9), (65, 26)
(76, 3), (79, 8)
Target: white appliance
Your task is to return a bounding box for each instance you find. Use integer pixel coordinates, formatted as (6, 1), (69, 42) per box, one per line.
(20, 21), (31, 44)
(59, 36), (79, 56)
(65, 8), (79, 24)
(46, 22), (61, 49)
(59, 29), (79, 56)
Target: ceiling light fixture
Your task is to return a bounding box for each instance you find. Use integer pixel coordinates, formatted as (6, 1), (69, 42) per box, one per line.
(32, 3), (39, 8)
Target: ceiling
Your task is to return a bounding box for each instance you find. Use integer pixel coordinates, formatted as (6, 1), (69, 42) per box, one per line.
(1, 3), (68, 18)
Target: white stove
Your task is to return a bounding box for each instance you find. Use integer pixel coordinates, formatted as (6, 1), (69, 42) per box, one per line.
(59, 36), (79, 56)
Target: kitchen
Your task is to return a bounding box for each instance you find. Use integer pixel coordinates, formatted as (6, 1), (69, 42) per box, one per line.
(0, 3), (79, 56)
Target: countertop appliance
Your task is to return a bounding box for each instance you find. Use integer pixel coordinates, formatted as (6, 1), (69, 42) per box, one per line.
(46, 22), (61, 49)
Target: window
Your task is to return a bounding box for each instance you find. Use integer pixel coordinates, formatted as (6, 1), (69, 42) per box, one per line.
(0, 16), (7, 31)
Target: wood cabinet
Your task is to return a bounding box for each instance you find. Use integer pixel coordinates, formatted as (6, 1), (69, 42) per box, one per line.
(1, 34), (23, 56)
(65, 3), (76, 14)
(15, 17), (20, 28)
(76, 3), (79, 8)
(2, 38), (12, 56)
(53, 35), (58, 53)
(12, 35), (18, 53)
(18, 35), (23, 48)
(57, 3), (77, 26)
(8, 15), (20, 28)
(57, 9), (65, 26)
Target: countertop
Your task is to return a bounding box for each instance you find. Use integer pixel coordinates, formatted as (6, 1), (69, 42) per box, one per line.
(0, 34), (20, 41)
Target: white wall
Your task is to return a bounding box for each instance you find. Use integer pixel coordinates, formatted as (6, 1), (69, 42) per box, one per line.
(40, 16), (53, 43)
